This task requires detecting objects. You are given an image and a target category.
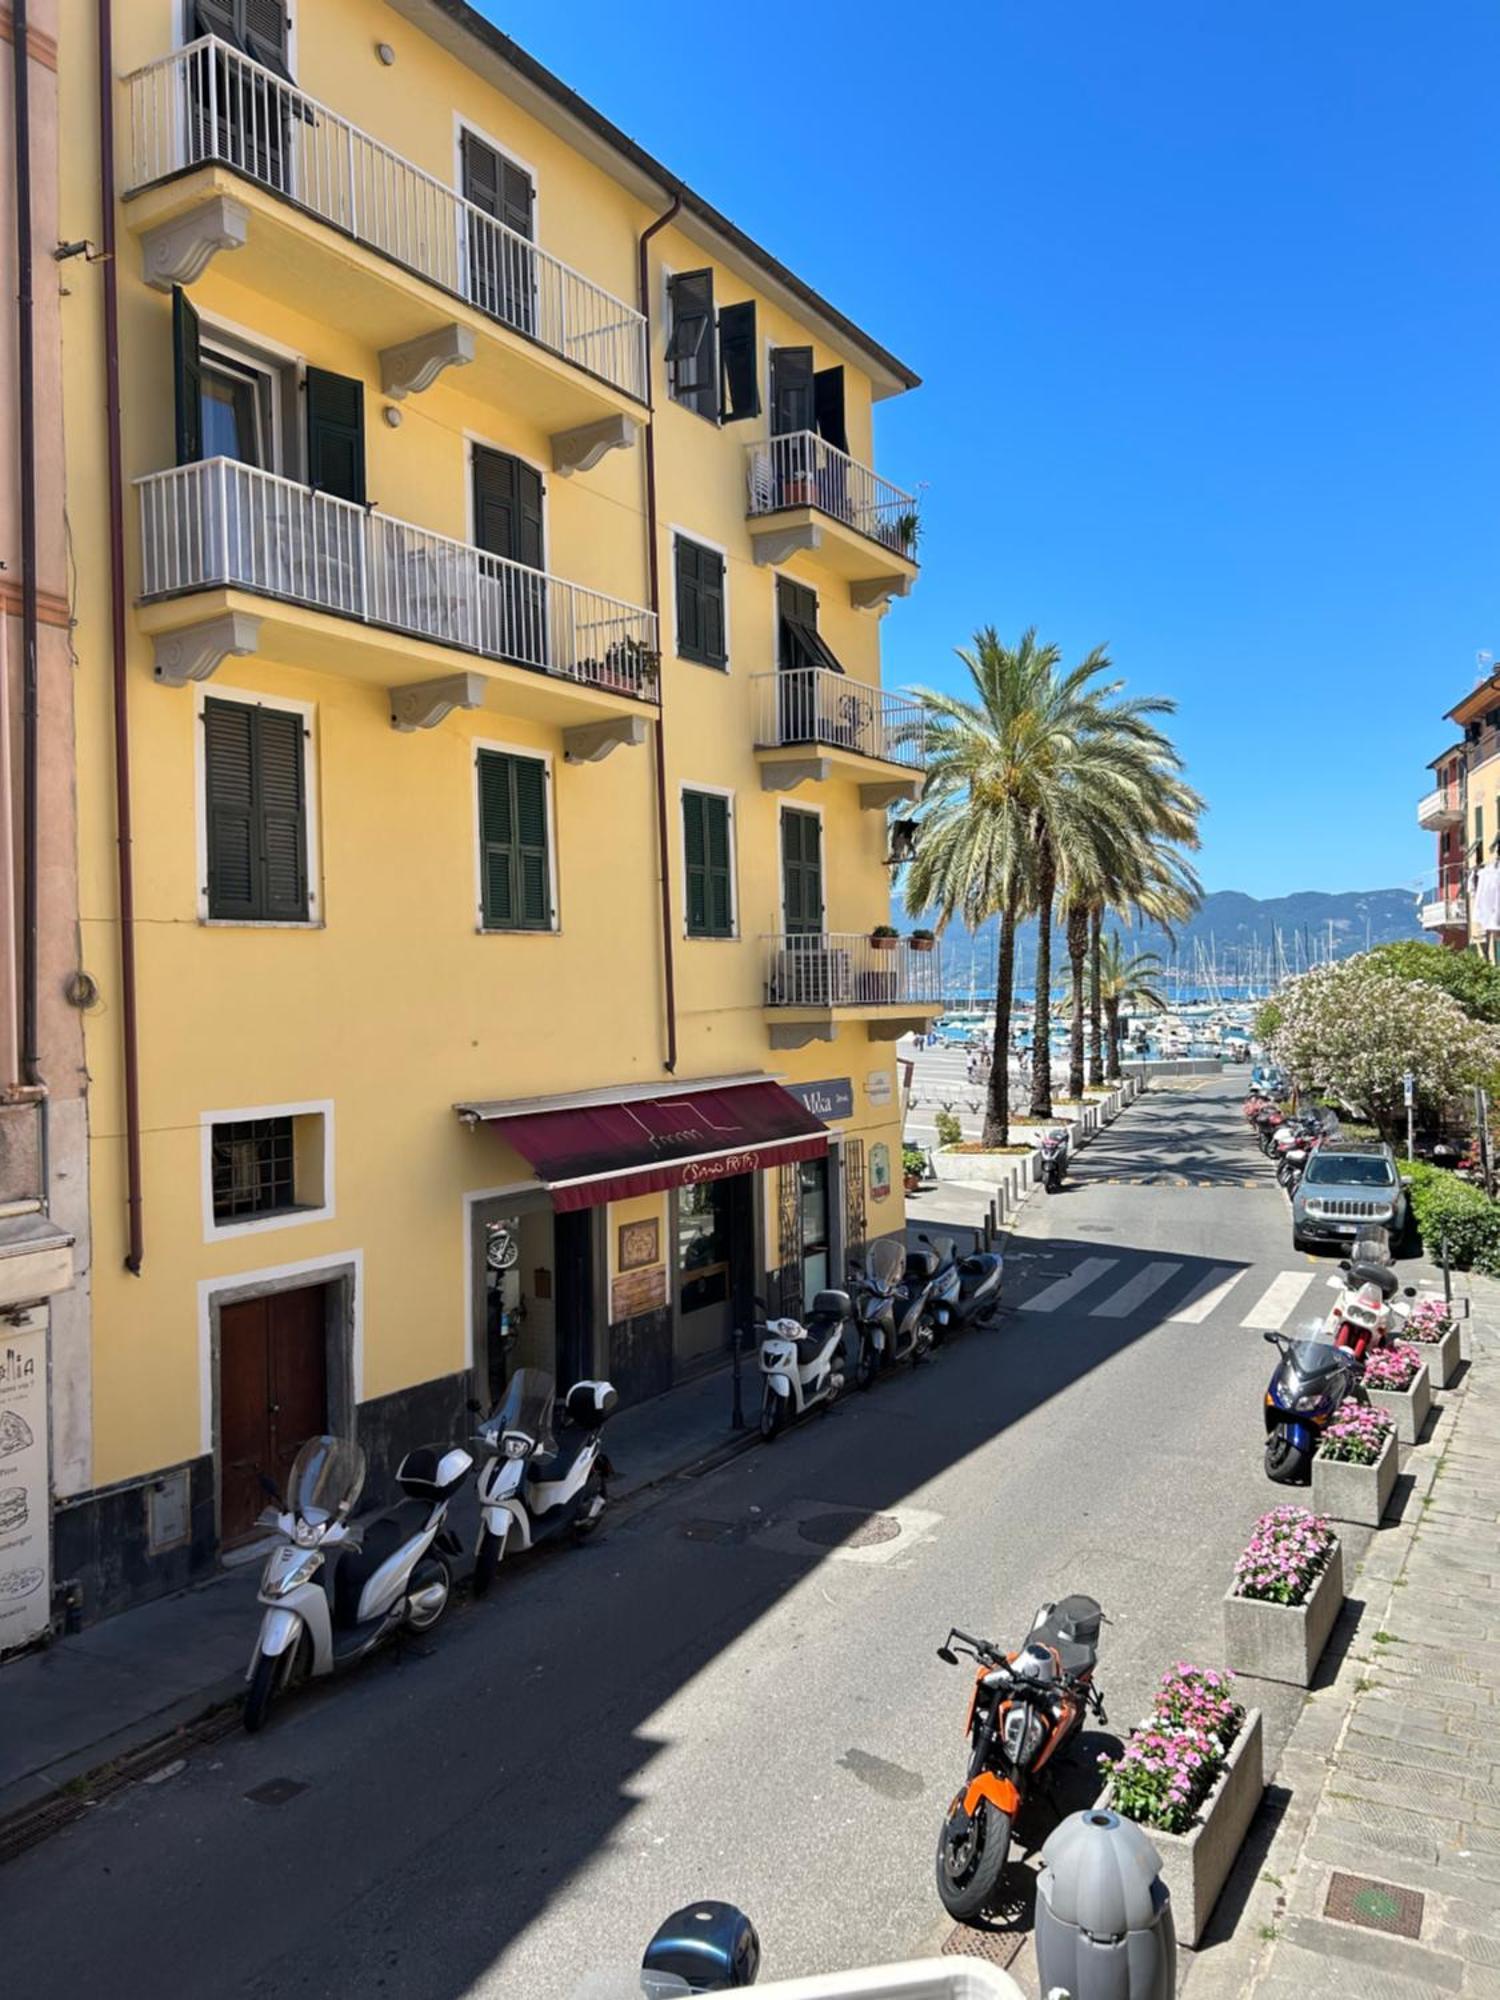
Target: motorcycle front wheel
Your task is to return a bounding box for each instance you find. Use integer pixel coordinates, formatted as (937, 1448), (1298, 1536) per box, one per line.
(1264, 1432), (1312, 1484)
(243, 1649), (280, 1734)
(935, 1797), (1013, 1921)
(405, 1554), (452, 1632)
(473, 1525), (502, 1598)
(856, 1338), (878, 1391)
(760, 1390), (786, 1441)
(572, 1467), (606, 1543)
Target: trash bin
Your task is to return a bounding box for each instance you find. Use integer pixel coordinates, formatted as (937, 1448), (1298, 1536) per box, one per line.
(1034, 1808), (1176, 2000)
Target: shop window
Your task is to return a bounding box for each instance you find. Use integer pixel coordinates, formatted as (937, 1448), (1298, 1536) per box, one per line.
(679, 1182), (730, 1314)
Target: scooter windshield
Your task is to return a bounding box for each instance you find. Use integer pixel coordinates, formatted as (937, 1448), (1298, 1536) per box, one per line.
(1285, 1336), (1350, 1379)
(491, 1366), (557, 1452)
(287, 1435), (366, 1526)
(865, 1238), (905, 1290)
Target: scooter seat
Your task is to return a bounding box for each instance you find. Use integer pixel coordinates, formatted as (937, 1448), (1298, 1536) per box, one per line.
(531, 1428), (593, 1486)
(1029, 1593), (1103, 1676)
(1347, 1259), (1398, 1300)
(333, 1500), (430, 1627)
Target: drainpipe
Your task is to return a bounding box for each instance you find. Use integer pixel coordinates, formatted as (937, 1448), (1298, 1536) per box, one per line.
(11, 0), (41, 1100)
(97, 0), (144, 1272)
(638, 190), (681, 1074)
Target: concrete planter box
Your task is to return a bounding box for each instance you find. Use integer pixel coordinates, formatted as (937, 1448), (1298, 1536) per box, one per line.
(1099, 1707), (1264, 1948)
(1312, 1426), (1397, 1527)
(931, 1145), (1040, 1192)
(1367, 1363), (1432, 1445)
(1223, 1541), (1343, 1687)
(1411, 1323), (1461, 1390)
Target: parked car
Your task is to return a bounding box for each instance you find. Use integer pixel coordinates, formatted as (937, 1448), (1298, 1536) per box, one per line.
(1290, 1140), (1409, 1255)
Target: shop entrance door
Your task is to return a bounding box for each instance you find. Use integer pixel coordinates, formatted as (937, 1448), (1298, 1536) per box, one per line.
(799, 1157), (832, 1300)
(678, 1174), (754, 1367)
(219, 1284), (329, 1546)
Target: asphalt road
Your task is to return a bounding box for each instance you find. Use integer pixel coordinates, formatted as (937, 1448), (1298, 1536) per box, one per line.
(3, 1079), (1362, 1995)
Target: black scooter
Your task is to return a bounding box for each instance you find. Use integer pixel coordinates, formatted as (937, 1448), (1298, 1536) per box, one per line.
(1039, 1127), (1068, 1193)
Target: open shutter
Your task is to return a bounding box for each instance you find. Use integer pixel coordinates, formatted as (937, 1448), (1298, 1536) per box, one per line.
(305, 368), (365, 505)
(705, 795), (732, 936)
(683, 790), (708, 935)
(718, 301), (760, 423)
(513, 757), (551, 928)
(814, 366), (848, 454)
(515, 461), (545, 571)
(173, 286), (203, 467)
(241, 0), (293, 81)
(204, 698), (257, 919)
(666, 270), (717, 419)
(193, 0), (239, 42)
(478, 751), (515, 928)
(255, 705), (308, 920)
(770, 346), (815, 436)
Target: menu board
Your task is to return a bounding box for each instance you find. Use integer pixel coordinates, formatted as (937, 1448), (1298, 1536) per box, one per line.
(0, 1306), (48, 1649)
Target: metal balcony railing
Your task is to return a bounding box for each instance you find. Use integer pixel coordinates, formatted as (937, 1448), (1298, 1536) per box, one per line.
(137, 458), (659, 699)
(1418, 876), (1467, 929)
(762, 933), (943, 1009)
(752, 669), (925, 770)
(744, 432), (917, 559)
(1416, 785), (1464, 830)
(123, 36), (648, 403)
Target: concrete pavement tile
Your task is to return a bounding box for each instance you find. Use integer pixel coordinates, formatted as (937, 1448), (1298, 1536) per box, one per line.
(1461, 1969), (1500, 1998)
(1251, 1935), (1458, 1999)
(1284, 1912), (1463, 1992)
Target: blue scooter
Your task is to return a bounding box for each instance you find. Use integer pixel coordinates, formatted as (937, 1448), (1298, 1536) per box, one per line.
(1261, 1326), (1361, 1483)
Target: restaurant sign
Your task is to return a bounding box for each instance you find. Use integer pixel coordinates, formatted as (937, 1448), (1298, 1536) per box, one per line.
(785, 1078), (854, 1123)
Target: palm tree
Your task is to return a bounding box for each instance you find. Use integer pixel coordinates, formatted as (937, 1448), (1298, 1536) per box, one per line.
(1096, 934), (1171, 1078)
(903, 627), (1192, 1143)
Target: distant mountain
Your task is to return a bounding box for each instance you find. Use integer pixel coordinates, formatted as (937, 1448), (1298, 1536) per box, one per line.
(924, 887), (1423, 994)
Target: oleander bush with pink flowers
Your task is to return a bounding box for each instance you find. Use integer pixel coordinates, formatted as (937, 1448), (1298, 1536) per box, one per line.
(1403, 1297), (1454, 1343)
(1317, 1401), (1393, 1465)
(1100, 1663), (1246, 1835)
(1362, 1343), (1422, 1391)
(1231, 1505), (1337, 1606)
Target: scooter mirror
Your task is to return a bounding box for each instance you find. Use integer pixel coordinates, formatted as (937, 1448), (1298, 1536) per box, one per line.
(1262, 1329), (1280, 1345)
(936, 1644), (959, 1665)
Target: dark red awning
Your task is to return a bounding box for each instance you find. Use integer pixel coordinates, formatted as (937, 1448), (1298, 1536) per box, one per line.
(464, 1080), (828, 1211)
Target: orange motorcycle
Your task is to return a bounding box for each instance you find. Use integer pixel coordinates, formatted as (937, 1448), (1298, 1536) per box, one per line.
(934, 1595), (1106, 1920)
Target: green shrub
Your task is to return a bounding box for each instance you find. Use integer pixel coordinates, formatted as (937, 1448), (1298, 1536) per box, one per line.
(933, 1108), (963, 1149)
(901, 1143), (927, 1179)
(1400, 1161), (1500, 1273)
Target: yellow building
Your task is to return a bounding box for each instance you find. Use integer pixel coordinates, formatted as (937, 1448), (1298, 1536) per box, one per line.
(54, 0), (938, 1615)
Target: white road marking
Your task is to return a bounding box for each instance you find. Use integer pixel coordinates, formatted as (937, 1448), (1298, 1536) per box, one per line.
(1240, 1271), (1314, 1329)
(1169, 1264), (1244, 1324)
(1019, 1257), (1118, 1314)
(1089, 1260), (1182, 1318)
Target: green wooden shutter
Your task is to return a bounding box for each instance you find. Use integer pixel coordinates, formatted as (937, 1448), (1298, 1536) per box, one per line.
(675, 538), (702, 661)
(305, 367), (365, 505)
(699, 547), (725, 666)
(666, 270), (717, 418)
(255, 706), (308, 920)
(478, 751), (551, 931)
(478, 751), (515, 928)
(204, 698), (257, 918)
(705, 794), (732, 937)
(513, 756), (551, 928)
(770, 346), (815, 436)
(173, 287), (203, 466)
(683, 790), (708, 935)
(240, 0), (293, 79)
(718, 301), (760, 423)
(781, 809), (822, 936)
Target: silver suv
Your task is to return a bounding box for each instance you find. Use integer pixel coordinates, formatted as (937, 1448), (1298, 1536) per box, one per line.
(1291, 1140), (1408, 1254)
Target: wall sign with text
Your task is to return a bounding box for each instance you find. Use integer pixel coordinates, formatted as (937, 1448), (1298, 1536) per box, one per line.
(785, 1078), (854, 1122)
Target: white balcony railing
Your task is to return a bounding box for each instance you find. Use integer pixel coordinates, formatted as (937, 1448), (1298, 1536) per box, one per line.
(752, 668), (925, 770)
(763, 933), (944, 1010)
(745, 433), (917, 559)
(1418, 880), (1466, 930)
(137, 458), (659, 700)
(124, 37), (648, 403)
(1416, 785), (1464, 831)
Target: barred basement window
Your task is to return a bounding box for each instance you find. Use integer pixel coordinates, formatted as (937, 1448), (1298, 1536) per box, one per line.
(212, 1116), (298, 1221)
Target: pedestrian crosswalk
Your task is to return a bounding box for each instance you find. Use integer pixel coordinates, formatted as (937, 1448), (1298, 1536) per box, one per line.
(1011, 1255), (1320, 1331)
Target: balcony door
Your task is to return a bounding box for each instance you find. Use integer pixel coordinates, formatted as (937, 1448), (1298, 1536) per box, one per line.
(781, 807), (824, 938)
(473, 446), (548, 669)
(188, 0), (293, 192)
(462, 131), (537, 335)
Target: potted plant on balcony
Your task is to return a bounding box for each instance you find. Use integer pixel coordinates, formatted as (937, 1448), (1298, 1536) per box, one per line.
(1361, 1342), (1432, 1444)
(893, 509), (920, 558)
(869, 924), (900, 952)
(1223, 1504), (1343, 1687)
(1311, 1402), (1397, 1527)
(908, 928), (936, 954)
(1404, 1294), (1462, 1389)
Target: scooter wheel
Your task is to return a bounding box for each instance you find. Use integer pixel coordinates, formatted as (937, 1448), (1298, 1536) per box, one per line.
(935, 1798), (1013, 1921)
(1265, 1434), (1312, 1484)
(856, 1342), (878, 1391)
(473, 1526), (502, 1599)
(572, 1468), (606, 1543)
(405, 1554), (452, 1632)
(244, 1649), (280, 1734)
(760, 1393), (785, 1441)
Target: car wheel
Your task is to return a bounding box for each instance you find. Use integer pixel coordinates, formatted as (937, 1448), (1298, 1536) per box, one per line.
(1292, 1229), (1312, 1254)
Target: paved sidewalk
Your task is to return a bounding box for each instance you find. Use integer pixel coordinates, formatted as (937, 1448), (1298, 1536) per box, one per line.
(1192, 1279), (1500, 1999)
(0, 1358), (750, 1828)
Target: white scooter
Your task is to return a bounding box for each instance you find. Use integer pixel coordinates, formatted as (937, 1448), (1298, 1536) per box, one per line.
(471, 1367), (617, 1596)
(757, 1291), (848, 1438)
(244, 1433), (472, 1732)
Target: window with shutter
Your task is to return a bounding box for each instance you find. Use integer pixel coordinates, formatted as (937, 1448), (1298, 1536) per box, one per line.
(667, 271), (718, 419)
(304, 368), (365, 505)
(461, 130), (536, 332)
(478, 750), (553, 931)
(776, 576), (846, 680)
(770, 347), (815, 437)
(683, 791), (734, 939)
(717, 301), (760, 424)
(781, 808), (823, 937)
(190, 1), (291, 182)
(673, 536), (726, 669)
(173, 287), (203, 467)
(204, 697), (309, 922)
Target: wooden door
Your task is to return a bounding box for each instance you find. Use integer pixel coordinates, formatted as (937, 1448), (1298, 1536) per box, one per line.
(219, 1285), (329, 1545)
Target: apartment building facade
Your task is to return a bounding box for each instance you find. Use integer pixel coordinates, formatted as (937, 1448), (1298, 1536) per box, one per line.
(52, 0), (938, 1620)
(1418, 675), (1500, 953)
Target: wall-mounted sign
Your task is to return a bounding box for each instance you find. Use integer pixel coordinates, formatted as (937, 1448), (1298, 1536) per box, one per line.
(0, 1307), (48, 1650)
(611, 1263), (668, 1323)
(866, 1070), (894, 1109)
(618, 1217), (660, 1272)
(869, 1141), (892, 1203)
(786, 1078), (854, 1122)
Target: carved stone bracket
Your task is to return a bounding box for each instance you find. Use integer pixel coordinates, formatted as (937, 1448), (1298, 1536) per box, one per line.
(768, 1021), (838, 1050)
(850, 574), (913, 611)
(563, 715), (648, 763)
(152, 610), (260, 686)
(758, 756), (830, 793)
(389, 671), (486, 732)
(749, 522), (822, 567)
(379, 324), (476, 400)
(141, 195), (249, 292)
(858, 776), (922, 812)
(551, 414), (640, 477)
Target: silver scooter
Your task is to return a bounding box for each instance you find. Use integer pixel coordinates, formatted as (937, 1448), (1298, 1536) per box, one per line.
(921, 1231), (1004, 1341)
(757, 1291), (849, 1438)
(847, 1236), (933, 1386)
(244, 1433), (471, 1732)
(471, 1367), (617, 1596)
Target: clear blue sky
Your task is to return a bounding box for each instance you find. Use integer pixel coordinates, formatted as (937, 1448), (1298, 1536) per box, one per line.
(479, 1), (1499, 898)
